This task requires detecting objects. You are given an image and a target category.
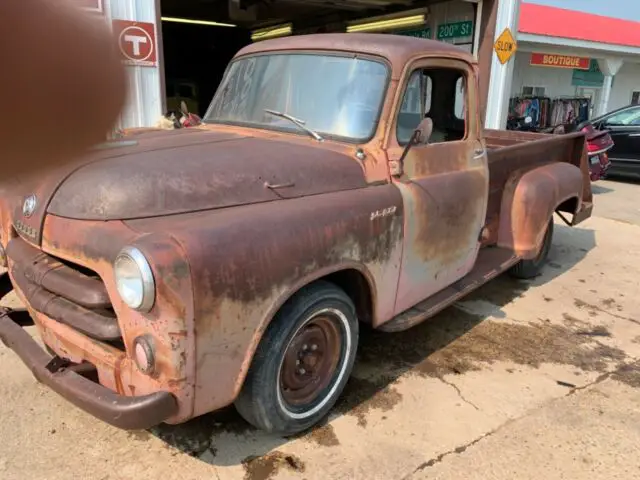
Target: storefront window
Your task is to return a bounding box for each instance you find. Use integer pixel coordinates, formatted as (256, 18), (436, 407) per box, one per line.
(205, 53), (389, 142)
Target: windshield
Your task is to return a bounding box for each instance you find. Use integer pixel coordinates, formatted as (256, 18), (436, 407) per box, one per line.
(204, 53), (389, 142)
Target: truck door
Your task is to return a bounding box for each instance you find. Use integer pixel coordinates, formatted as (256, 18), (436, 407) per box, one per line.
(388, 60), (489, 315)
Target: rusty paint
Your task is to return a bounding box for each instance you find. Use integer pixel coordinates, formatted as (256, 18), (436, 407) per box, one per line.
(0, 33), (593, 431)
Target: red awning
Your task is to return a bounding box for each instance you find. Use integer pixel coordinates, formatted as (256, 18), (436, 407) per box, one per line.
(519, 3), (640, 48)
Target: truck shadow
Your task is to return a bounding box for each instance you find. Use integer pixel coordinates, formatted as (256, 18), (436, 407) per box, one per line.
(147, 222), (597, 469)
(591, 184), (614, 195)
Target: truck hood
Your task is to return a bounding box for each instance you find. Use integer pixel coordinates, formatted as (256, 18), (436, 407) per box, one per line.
(10, 129), (367, 240)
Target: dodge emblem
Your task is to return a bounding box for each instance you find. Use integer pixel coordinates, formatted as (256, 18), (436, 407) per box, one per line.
(22, 194), (37, 218)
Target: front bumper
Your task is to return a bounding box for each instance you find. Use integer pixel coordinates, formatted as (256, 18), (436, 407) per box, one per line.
(0, 272), (178, 430)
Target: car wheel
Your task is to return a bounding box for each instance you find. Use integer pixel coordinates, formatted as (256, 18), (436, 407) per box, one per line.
(235, 281), (359, 435)
(509, 218), (554, 279)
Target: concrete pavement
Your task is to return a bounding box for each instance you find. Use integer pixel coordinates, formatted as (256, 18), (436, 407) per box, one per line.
(1, 178), (639, 480)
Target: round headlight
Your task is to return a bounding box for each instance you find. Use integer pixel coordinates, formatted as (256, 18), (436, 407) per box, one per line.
(114, 246), (155, 311)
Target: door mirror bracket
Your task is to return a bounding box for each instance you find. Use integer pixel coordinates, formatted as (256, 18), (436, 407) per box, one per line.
(391, 118), (433, 177)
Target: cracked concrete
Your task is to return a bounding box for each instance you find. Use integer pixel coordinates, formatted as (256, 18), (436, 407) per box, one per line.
(437, 376), (480, 411)
(1, 178), (640, 480)
(409, 360), (640, 480)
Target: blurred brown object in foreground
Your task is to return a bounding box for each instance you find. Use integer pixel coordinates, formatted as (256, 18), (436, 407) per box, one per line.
(0, 0), (126, 178)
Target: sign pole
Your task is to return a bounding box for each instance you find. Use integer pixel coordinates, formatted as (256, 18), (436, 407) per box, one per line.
(484, 0), (521, 130)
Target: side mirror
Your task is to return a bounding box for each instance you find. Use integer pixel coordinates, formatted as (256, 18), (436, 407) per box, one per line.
(413, 118), (433, 146)
(391, 118), (433, 176)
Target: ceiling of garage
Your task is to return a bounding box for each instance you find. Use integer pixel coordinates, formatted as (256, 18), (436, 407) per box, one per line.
(160, 0), (438, 30)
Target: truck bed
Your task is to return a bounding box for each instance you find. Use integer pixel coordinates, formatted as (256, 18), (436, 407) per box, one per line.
(482, 129), (593, 244)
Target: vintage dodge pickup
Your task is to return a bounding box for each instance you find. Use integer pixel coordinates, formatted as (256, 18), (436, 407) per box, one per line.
(0, 33), (592, 435)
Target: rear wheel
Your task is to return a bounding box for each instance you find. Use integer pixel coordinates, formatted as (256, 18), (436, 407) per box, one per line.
(235, 281), (358, 435)
(509, 218), (554, 279)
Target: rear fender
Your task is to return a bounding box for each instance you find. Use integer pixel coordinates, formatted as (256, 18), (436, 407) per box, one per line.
(497, 162), (583, 259)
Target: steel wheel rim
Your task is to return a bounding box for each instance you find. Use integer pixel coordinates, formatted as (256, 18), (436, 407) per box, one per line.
(276, 307), (351, 419)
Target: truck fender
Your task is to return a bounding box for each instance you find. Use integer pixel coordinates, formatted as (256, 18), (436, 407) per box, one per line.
(497, 162), (583, 259)
(235, 262), (377, 396)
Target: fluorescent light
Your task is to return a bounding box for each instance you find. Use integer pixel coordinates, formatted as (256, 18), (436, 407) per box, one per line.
(347, 14), (426, 33)
(161, 16), (236, 27)
(251, 24), (292, 41)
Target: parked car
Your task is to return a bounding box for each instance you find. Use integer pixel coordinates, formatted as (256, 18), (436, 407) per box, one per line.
(589, 104), (640, 178)
(0, 33), (593, 436)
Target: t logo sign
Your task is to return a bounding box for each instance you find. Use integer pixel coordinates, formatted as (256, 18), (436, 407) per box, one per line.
(112, 20), (157, 67)
(124, 34), (148, 57)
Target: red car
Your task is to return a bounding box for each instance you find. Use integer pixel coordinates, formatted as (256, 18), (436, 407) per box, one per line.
(580, 122), (614, 182)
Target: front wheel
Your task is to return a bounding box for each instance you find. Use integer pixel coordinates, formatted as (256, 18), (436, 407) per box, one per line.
(509, 218), (554, 279)
(235, 281), (359, 435)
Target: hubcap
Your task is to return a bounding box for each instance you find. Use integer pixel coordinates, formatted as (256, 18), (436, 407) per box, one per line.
(280, 314), (342, 407)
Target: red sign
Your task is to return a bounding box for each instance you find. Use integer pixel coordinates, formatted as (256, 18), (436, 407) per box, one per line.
(112, 20), (157, 67)
(530, 53), (590, 70)
(76, 0), (103, 13)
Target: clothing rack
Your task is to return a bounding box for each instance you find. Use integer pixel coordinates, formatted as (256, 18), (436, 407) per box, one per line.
(508, 96), (552, 129)
(548, 97), (590, 126)
(508, 95), (591, 130)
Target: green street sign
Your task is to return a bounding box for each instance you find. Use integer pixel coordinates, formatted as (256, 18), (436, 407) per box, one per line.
(436, 21), (473, 40)
(396, 27), (431, 39)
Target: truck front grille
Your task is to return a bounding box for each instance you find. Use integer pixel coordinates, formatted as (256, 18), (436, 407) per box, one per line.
(6, 236), (122, 344)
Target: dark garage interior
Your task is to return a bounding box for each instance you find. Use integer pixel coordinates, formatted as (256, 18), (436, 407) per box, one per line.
(159, 0), (438, 116)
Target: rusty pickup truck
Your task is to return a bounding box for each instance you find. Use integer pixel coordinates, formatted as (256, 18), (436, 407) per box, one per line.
(0, 33), (592, 435)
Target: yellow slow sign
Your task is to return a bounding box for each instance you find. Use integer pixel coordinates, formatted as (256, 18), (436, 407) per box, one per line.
(494, 28), (517, 65)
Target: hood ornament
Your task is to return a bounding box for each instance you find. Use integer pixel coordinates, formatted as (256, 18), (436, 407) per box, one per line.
(22, 194), (37, 218)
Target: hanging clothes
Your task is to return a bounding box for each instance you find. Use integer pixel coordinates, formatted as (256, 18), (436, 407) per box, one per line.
(508, 96), (551, 129)
(508, 96), (592, 130)
(549, 98), (591, 125)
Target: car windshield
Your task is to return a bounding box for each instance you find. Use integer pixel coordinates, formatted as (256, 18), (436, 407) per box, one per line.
(204, 53), (389, 142)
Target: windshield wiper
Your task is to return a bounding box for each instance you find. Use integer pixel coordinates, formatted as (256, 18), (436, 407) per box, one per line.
(264, 109), (324, 142)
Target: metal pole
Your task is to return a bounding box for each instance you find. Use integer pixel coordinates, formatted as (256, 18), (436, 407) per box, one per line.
(484, 0), (521, 130)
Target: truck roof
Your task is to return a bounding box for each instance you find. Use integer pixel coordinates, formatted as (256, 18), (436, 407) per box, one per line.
(235, 33), (477, 78)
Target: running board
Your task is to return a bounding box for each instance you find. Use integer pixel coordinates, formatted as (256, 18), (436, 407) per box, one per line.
(378, 247), (519, 333)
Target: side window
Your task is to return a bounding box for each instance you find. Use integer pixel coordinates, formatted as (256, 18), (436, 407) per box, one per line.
(604, 107), (640, 126)
(397, 71), (432, 145)
(454, 76), (466, 120)
(396, 67), (468, 145)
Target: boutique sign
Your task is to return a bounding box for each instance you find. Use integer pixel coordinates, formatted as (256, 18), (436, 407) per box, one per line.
(530, 53), (590, 70)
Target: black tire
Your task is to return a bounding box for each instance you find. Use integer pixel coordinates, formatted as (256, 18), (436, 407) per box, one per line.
(234, 281), (359, 435)
(509, 218), (554, 279)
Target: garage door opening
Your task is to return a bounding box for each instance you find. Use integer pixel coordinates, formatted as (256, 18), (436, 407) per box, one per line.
(160, 17), (250, 117)
(158, 0), (458, 119)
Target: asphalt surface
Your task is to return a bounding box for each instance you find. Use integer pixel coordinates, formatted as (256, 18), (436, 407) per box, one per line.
(1, 178), (639, 480)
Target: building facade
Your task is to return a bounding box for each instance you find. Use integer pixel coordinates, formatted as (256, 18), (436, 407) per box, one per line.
(77, 0), (640, 131)
(509, 0), (640, 129)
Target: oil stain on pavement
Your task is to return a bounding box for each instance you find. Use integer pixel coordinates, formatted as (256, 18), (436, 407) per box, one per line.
(147, 273), (631, 475)
(242, 451), (305, 480)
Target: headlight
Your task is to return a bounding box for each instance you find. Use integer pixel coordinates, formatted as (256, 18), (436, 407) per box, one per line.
(114, 246), (155, 311)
